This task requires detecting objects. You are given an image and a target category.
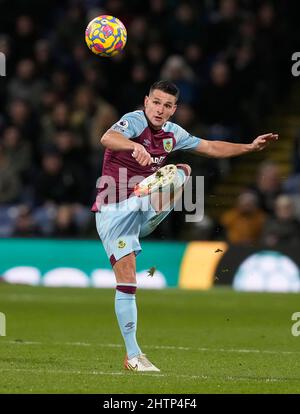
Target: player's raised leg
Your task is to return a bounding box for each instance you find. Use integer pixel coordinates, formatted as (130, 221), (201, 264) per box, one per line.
(140, 163), (191, 238)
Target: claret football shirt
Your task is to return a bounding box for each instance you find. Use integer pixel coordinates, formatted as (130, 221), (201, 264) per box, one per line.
(92, 110), (201, 211)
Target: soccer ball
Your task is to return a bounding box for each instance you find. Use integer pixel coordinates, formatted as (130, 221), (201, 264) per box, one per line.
(85, 15), (127, 57)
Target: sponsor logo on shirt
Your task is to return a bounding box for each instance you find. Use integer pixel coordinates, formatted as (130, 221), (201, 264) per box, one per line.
(150, 156), (166, 164)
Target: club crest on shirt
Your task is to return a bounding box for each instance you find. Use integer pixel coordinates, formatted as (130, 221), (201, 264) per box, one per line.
(118, 240), (126, 249)
(163, 138), (173, 153)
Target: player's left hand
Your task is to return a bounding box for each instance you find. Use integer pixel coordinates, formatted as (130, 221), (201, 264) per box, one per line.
(251, 133), (279, 151)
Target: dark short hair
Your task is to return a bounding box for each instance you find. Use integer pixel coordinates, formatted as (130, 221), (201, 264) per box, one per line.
(149, 80), (180, 102)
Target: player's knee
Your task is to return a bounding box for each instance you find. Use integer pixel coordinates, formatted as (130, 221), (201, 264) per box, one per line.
(113, 253), (137, 284)
(176, 163), (191, 177)
(117, 274), (136, 284)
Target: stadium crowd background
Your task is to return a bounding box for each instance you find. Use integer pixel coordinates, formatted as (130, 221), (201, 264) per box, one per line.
(0, 0), (299, 244)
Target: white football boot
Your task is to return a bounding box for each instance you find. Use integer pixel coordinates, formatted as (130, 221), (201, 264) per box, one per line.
(124, 354), (160, 372)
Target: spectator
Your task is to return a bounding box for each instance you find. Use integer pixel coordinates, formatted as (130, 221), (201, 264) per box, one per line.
(220, 191), (266, 244)
(54, 3), (86, 52)
(119, 62), (151, 112)
(7, 98), (39, 145)
(50, 69), (71, 100)
(1, 126), (31, 176)
(34, 149), (85, 205)
(82, 63), (108, 97)
(261, 195), (300, 247)
(173, 103), (203, 136)
(40, 101), (72, 146)
(12, 205), (41, 237)
(249, 161), (282, 213)
(184, 42), (207, 82)
(13, 15), (36, 60)
(51, 205), (80, 238)
(7, 58), (46, 108)
(148, 0), (169, 35)
(146, 42), (166, 83)
(166, 2), (201, 54)
(39, 89), (59, 119)
(127, 16), (148, 57)
(34, 39), (55, 81)
(71, 85), (118, 150)
(0, 144), (21, 204)
(173, 104), (218, 185)
(160, 55), (198, 104)
(53, 130), (83, 167)
(199, 60), (240, 139)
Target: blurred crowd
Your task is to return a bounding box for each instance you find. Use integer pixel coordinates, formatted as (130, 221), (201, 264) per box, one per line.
(0, 0), (299, 240)
(219, 159), (300, 248)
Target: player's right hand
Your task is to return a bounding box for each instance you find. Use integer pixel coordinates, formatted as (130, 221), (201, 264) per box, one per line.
(132, 143), (152, 166)
(251, 133), (279, 151)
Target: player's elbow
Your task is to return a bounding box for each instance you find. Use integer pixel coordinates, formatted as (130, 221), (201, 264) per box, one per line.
(196, 140), (220, 158)
(100, 133), (110, 148)
(208, 141), (225, 158)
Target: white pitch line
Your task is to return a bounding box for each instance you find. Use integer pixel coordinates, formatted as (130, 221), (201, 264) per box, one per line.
(0, 294), (90, 303)
(0, 367), (289, 383)
(0, 367), (203, 380)
(2, 340), (299, 355)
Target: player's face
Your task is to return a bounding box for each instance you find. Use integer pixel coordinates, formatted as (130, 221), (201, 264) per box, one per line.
(144, 89), (177, 129)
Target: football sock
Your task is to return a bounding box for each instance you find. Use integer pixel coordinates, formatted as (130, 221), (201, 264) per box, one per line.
(115, 284), (142, 359)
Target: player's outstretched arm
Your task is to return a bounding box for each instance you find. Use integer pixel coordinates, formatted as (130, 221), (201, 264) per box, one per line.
(101, 129), (152, 166)
(194, 133), (279, 158)
(101, 129), (136, 151)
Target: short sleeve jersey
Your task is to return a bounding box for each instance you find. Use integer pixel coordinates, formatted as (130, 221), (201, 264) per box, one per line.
(92, 110), (201, 211)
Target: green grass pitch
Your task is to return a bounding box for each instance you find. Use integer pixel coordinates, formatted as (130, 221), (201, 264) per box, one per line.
(0, 284), (300, 394)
